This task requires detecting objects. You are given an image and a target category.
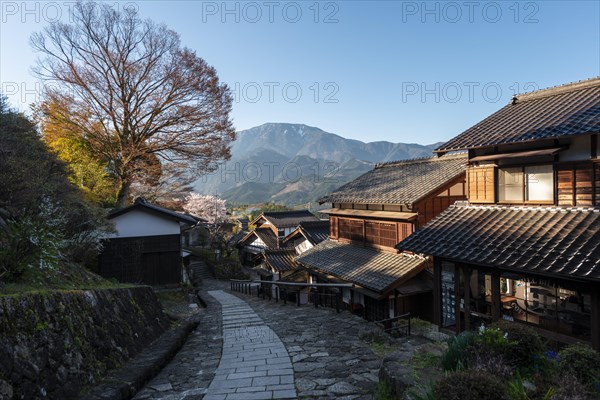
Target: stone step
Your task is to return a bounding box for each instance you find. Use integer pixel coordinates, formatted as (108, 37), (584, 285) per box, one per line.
(190, 260), (214, 284)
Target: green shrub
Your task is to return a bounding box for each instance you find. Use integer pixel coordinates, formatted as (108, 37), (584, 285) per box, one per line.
(488, 320), (544, 369)
(441, 331), (475, 371)
(557, 343), (600, 388)
(434, 370), (507, 400)
(551, 371), (596, 400)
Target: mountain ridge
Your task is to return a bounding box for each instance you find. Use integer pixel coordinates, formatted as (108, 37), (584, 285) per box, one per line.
(193, 123), (441, 205)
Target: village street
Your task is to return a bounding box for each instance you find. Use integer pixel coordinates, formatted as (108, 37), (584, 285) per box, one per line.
(133, 279), (384, 400)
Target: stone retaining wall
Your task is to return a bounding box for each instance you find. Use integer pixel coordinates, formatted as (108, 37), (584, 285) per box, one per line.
(0, 287), (171, 399)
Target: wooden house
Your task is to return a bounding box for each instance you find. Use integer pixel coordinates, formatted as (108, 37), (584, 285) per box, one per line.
(397, 77), (600, 350)
(236, 210), (320, 265)
(283, 220), (330, 254)
(251, 220), (330, 302)
(297, 154), (468, 321)
(98, 198), (197, 285)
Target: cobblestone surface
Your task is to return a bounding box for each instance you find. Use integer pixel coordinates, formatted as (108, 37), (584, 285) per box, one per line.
(132, 284), (224, 400)
(134, 279), (386, 399)
(231, 286), (381, 399)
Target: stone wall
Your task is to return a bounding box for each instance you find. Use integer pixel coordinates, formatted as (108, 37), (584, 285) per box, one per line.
(0, 287), (171, 399)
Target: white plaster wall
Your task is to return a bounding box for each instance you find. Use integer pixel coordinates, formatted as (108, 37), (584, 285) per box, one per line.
(560, 135), (591, 162)
(249, 236), (267, 248)
(295, 239), (313, 254)
(108, 209), (180, 238)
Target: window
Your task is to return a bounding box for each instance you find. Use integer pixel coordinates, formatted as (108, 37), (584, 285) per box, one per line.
(338, 218), (363, 241)
(365, 221), (397, 247)
(499, 165), (553, 202)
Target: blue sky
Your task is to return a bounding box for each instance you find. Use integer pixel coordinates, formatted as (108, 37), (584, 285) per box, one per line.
(1, 1), (599, 144)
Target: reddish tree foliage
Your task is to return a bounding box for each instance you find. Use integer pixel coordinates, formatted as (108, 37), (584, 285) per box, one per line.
(31, 2), (235, 208)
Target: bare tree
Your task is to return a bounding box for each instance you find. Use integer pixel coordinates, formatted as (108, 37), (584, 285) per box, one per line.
(31, 1), (235, 208)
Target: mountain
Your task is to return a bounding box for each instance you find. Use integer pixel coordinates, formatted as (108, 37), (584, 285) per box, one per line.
(193, 123), (440, 205)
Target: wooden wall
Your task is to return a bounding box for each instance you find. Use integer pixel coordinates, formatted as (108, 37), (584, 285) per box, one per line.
(98, 234), (181, 285)
(467, 166), (496, 204)
(414, 175), (467, 227)
(328, 216), (413, 251)
(557, 161), (598, 207)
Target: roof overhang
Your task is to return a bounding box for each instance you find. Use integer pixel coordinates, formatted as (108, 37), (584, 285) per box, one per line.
(469, 147), (566, 162)
(321, 208), (417, 220)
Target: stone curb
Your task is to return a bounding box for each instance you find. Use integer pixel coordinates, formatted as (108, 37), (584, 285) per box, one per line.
(81, 314), (202, 400)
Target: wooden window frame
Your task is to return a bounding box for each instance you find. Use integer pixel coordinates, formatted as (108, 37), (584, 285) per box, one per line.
(497, 164), (555, 205)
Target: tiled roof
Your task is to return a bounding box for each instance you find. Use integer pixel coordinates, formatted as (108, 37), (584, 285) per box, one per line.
(280, 269), (309, 284)
(284, 220), (330, 245)
(396, 204), (600, 282)
(436, 77), (600, 152)
(238, 227), (281, 250)
(228, 230), (248, 246)
(300, 221), (330, 244)
(297, 240), (427, 293)
(254, 210), (320, 228)
(109, 198), (197, 225)
(262, 250), (299, 272)
(319, 154), (467, 205)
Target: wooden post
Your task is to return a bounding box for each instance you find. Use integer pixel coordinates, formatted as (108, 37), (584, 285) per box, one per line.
(491, 270), (501, 322)
(296, 291), (300, 306)
(463, 265), (471, 331)
(454, 264), (461, 332)
(433, 259), (442, 327)
(592, 284), (600, 351)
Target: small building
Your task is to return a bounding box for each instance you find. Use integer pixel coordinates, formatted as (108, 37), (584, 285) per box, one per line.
(237, 210), (320, 265)
(297, 153), (468, 321)
(255, 249), (299, 279)
(396, 77), (600, 350)
(98, 198), (197, 285)
(283, 220), (330, 254)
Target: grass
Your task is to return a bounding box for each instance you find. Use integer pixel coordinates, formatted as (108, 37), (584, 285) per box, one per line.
(0, 262), (134, 296)
(410, 352), (441, 370)
(370, 341), (400, 358)
(374, 380), (395, 400)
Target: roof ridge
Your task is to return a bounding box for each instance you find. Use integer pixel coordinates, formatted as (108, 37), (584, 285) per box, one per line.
(455, 203), (600, 213)
(374, 152), (467, 169)
(263, 210), (312, 215)
(514, 76), (600, 103)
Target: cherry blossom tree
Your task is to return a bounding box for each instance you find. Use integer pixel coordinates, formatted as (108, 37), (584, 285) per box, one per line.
(183, 193), (227, 224)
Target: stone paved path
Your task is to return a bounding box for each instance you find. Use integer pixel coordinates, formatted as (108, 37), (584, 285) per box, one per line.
(204, 291), (296, 400)
(132, 287), (224, 400)
(134, 280), (383, 399)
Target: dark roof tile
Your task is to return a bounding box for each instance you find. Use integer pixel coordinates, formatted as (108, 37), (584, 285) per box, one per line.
(297, 240), (427, 293)
(261, 250), (299, 272)
(319, 154), (467, 205)
(436, 77), (600, 152)
(253, 210), (320, 228)
(284, 220), (330, 245)
(109, 198), (197, 225)
(396, 204), (600, 282)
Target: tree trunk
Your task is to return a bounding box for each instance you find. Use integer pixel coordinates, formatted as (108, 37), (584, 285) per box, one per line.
(115, 179), (131, 209)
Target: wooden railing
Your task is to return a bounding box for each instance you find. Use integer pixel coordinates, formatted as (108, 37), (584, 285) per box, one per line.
(230, 279), (351, 313)
(374, 313), (411, 337)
